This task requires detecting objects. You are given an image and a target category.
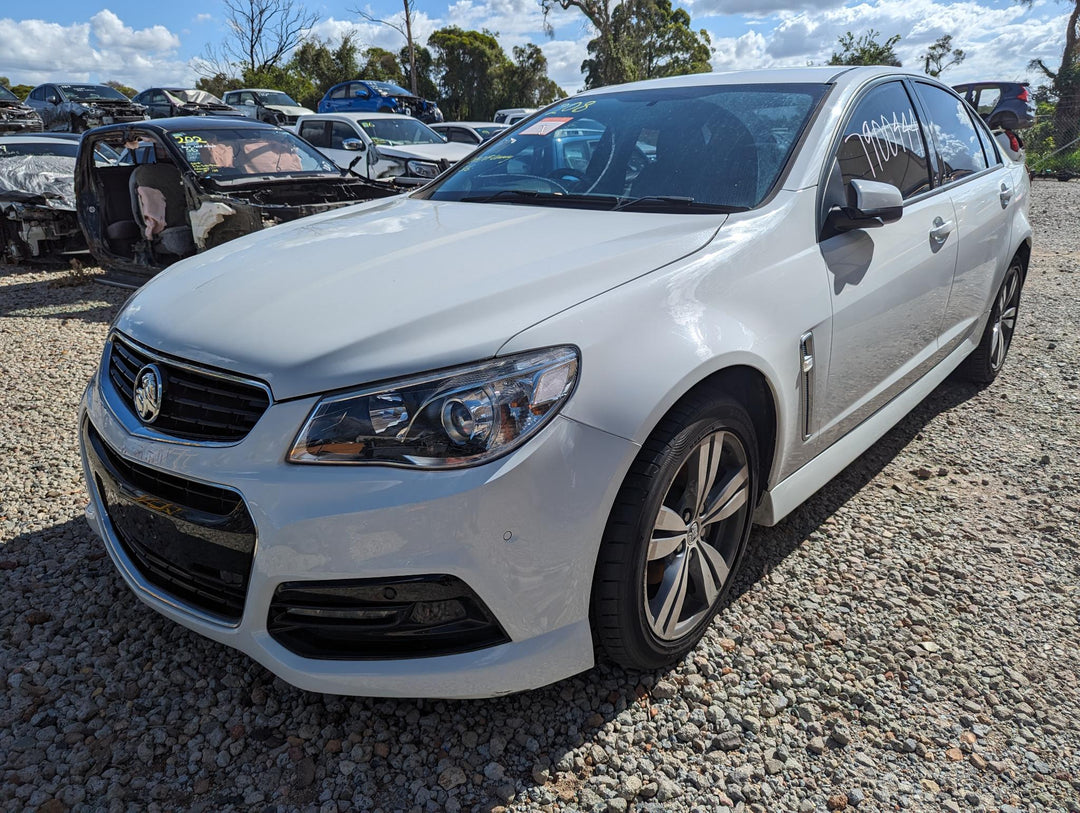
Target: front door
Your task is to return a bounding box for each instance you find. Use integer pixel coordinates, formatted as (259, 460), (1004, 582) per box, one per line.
(815, 80), (958, 444)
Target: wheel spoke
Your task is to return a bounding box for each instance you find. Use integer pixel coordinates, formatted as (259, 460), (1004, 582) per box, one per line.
(1001, 305), (1017, 330)
(649, 506), (688, 560)
(700, 463), (749, 527)
(695, 542), (730, 604)
(692, 433), (724, 516)
(654, 555), (690, 638)
(991, 325), (1004, 367)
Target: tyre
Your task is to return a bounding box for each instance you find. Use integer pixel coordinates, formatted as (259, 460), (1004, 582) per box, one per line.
(70, 114), (86, 134)
(955, 260), (1023, 383)
(591, 394), (758, 670)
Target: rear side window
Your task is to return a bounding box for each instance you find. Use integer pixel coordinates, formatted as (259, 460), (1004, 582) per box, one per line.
(836, 81), (931, 199)
(974, 87), (1001, 117)
(29, 86), (44, 101)
(299, 121), (329, 148)
(914, 83), (988, 184)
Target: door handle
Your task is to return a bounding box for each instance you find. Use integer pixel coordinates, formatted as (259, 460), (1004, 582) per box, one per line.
(1000, 183), (1013, 207)
(929, 217), (953, 244)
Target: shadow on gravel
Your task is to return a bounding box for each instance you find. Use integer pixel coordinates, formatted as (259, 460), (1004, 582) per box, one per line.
(0, 271), (124, 325)
(0, 377), (988, 811)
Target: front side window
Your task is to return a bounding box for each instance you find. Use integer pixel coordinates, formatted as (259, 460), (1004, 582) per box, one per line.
(167, 128), (338, 178)
(256, 91), (299, 107)
(330, 122), (360, 149)
(426, 83), (826, 211)
(915, 83), (988, 184)
(835, 81), (931, 199)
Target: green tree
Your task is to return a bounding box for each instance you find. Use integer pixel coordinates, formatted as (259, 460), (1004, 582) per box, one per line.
(196, 73), (244, 99)
(360, 48), (406, 84)
(401, 45), (439, 99)
(427, 27), (509, 119)
(499, 43), (565, 107)
(286, 34), (362, 107)
(828, 29), (902, 67)
(921, 34), (964, 77)
(1023, 0), (1080, 148)
(544, 0), (710, 89)
(104, 80), (138, 97)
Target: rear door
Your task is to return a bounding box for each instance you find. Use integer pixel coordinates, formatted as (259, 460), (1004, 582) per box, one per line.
(911, 81), (1013, 354)
(815, 79), (958, 444)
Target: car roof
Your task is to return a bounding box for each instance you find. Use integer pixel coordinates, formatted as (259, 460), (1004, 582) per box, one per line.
(88, 116), (281, 135)
(0, 134), (78, 145)
(227, 88), (282, 94)
(433, 122), (508, 128)
(575, 66), (922, 96)
(299, 112), (417, 122)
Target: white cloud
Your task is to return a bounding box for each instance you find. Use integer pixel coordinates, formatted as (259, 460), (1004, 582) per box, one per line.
(194, 13), (213, 24)
(0, 10), (191, 89)
(702, 0), (1068, 86)
(689, 0), (847, 16)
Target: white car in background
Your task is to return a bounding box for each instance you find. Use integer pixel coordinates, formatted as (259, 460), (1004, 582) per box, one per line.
(80, 67), (1030, 698)
(296, 112), (474, 185)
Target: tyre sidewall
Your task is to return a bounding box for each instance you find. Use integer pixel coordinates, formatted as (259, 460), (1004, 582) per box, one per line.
(595, 398), (758, 670)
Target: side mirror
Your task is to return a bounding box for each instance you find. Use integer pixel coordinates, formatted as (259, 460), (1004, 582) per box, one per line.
(342, 138), (366, 152)
(827, 179), (903, 232)
(47, 95), (60, 105)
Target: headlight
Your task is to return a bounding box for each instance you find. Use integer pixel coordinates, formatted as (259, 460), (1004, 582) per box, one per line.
(406, 159), (440, 179)
(289, 346), (579, 468)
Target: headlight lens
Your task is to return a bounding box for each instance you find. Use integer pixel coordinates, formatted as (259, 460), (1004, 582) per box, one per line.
(289, 346), (579, 468)
(406, 159), (440, 179)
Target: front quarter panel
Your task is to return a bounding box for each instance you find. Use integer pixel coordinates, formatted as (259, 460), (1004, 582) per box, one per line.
(498, 188), (833, 491)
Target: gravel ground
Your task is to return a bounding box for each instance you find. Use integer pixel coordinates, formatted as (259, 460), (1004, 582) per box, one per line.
(1, 181), (1078, 813)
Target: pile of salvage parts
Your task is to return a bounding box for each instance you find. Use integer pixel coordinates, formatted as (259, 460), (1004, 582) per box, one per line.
(0, 134), (88, 265)
(2, 117), (401, 286)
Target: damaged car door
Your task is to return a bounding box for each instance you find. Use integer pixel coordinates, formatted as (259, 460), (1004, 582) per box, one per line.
(76, 117), (400, 283)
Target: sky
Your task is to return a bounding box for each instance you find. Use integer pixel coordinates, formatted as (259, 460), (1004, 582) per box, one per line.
(0, 0), (1070, 97)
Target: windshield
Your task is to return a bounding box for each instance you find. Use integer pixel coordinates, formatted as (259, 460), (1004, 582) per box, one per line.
(0, 141), (78, 158)
(168, 89), (226, 106)
(428, 83), (827, 211)
(167, 127), (338, 178)
(256, 91), (299, 107)
(0, 86), (20, 103)
(58, 84), (131, 102)
(356, 117), (444, 146)
(368, 81), (412, 97)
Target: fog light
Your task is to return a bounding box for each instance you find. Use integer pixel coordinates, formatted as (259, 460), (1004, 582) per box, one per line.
(410, 599), (466, 625)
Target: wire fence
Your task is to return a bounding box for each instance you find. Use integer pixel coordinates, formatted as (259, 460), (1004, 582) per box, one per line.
(1024, 105), (1080, 178)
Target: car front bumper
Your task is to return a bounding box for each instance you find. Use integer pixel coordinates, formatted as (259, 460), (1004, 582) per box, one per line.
(80, 368), (636, 698)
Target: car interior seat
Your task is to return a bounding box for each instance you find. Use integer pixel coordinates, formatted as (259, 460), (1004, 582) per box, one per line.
(130, 163), (195, 258)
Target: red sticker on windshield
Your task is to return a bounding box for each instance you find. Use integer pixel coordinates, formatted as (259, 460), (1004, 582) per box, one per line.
(519, 117), (573, 136)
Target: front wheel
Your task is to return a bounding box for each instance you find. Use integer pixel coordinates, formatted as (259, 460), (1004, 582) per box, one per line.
(591, 394), (758, 670)
(955, 260), (1023, 383)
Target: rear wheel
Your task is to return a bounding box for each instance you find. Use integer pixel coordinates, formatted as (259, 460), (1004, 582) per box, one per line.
(956, 260), (1023, 383)
(591, 394), (758, 670)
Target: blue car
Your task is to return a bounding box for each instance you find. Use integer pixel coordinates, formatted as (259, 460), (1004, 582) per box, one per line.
(317, 80), (443, 123)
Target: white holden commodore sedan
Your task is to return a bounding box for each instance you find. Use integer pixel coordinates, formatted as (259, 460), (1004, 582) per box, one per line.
(80, 67), (1030, 698)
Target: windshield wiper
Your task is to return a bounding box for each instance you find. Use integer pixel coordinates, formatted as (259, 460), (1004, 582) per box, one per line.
(460, 189), (618, 207)
(613, 195), (749, 213)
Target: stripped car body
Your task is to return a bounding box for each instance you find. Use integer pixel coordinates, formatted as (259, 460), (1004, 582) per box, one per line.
(0, 86), (43, 134)
(133, 88), (246, 120)
(0, 135), (89, 262)
(75, 117), (399, 282)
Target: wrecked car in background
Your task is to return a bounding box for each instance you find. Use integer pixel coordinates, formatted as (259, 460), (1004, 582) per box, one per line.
(132, 88), (246, 120)
(317, 80), (444, 123)
(222, 89), (314, 127)
(25, 83), (148, 133)
(75, 116), (399, 282)
(0, 135), (102, 262)
(0, 86), (43, 134)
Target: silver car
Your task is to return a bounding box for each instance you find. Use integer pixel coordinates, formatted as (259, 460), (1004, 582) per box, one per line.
(80, 67), (1031, 698)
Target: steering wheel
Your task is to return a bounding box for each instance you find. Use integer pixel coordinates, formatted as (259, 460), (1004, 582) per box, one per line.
(548, 168), (586, 186)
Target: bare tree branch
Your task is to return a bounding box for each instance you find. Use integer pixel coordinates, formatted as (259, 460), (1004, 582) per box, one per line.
(352, 1), (421, 95)
(221, 0), (320, 74)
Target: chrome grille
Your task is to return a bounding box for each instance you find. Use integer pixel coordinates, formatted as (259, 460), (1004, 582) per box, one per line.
(107, 334), (271, 443)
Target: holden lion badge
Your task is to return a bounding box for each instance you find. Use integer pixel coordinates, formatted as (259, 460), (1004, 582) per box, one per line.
(133, 364), (164, 424)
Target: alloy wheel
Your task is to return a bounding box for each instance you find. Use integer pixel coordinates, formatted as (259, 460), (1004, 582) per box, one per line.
(643, 429), (751, 642)
(990, 267), (1021, 371)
